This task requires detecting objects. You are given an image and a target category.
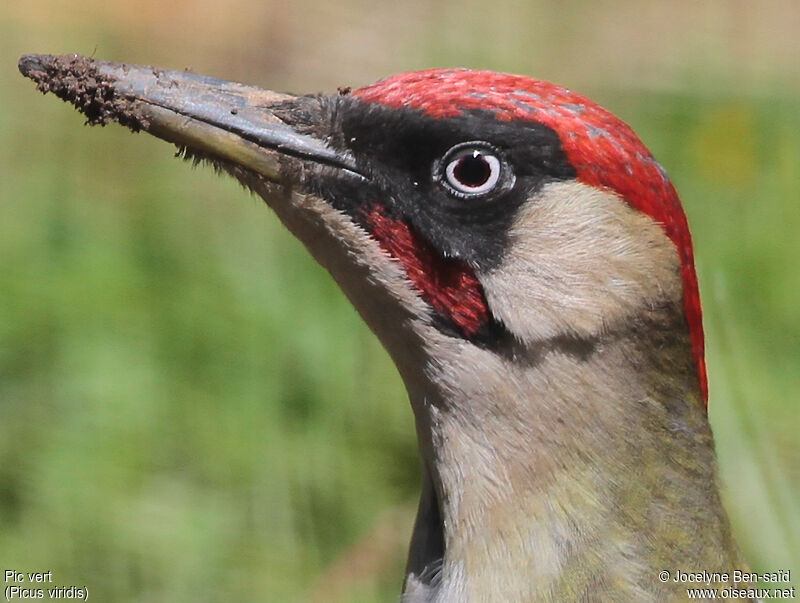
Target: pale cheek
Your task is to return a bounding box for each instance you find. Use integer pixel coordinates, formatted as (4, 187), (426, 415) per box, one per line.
(478, 181), (683, 343)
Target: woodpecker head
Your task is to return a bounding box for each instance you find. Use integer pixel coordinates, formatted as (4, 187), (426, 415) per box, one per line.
(18, 54), (706, 405)
(22, 55), (743, 600)
(348, 70), (706, 402)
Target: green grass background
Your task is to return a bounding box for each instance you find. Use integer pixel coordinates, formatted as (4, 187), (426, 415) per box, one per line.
(1, 1), (798, 600)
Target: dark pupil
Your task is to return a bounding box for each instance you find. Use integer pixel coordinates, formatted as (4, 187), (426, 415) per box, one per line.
(453, 155), (490, 187)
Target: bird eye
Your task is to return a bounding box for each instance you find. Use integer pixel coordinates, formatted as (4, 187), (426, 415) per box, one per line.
(438, 142), (509, 198)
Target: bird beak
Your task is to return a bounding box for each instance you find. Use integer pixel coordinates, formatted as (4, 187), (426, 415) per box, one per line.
(17, 53), (362, 182)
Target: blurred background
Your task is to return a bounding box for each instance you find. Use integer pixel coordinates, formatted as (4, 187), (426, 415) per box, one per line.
(1, 0), (798, 600)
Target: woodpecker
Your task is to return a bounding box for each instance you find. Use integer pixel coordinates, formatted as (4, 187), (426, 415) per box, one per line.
(20, 54), (752, 602)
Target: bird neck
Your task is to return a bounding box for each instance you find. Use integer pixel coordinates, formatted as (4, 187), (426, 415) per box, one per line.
(402, 303), (744, 601)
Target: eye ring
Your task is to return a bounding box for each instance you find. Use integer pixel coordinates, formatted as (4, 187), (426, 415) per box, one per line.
(436, 142), (512, 198)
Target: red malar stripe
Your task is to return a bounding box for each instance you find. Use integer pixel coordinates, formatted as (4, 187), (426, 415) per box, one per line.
(364, 206), (489, 338)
